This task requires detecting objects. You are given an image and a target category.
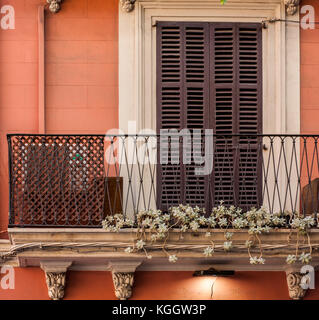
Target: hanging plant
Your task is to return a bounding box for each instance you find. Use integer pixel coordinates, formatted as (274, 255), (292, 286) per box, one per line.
(102, 203), (316, 266)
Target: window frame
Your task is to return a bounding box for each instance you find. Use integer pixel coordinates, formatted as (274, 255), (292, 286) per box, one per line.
(118, 0), (300, 136)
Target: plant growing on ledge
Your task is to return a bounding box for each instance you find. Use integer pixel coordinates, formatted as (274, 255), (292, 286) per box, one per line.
(102, 203), (317, 266)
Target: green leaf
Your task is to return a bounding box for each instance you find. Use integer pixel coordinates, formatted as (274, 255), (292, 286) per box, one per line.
(220, 0), (227, 4)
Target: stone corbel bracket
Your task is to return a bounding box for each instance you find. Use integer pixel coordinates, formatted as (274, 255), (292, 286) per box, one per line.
(109, 260), (143, 300)
(284, 0), (301, 16)
(47, 0), (64, 13)
(120, 0), (137, 13)
(285, 268), (308, 300)
(40, 261), (72, 300)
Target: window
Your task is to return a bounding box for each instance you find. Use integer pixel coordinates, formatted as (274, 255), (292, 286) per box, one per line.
(157, 22), (263, 212)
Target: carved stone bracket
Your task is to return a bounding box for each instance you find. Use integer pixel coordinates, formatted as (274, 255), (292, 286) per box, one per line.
(40, 261), (72, 300)
(112, 272), (135, 300)
(286, 271), (307, 300)
(284, 0), (301, 16)
(109, 260), (142, 300)
(120, 0), (137, 13)
(47, 0), (64, 13)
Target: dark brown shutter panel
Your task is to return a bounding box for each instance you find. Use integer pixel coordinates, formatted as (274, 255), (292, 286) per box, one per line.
(157, 22), (262, 212)
(210, 23), (262, 209)
(237, 25), (263, 209)
(157, 22), (210, 211)
(157, 23), (183, 209)
(184, 23), (210, 209)
(210, 24), (236, 206)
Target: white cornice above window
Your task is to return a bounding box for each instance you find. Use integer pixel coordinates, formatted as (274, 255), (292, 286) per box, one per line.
(119, 0), (301, 16)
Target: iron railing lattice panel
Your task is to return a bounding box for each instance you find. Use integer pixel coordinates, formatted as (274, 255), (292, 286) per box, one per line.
(8, 135), (106, 227)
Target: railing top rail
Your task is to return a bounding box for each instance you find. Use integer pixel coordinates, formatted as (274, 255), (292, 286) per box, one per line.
(7, 133), (319, 138)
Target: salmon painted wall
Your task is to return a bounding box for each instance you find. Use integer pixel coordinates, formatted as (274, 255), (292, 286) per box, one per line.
(0, 0), (118, 234)
(45, 0), (118, 134)
(300, 0), (319, 189)
(1, 270), (319, 300)
(301, 0), (319, 134)
(0, 0), (318, 300)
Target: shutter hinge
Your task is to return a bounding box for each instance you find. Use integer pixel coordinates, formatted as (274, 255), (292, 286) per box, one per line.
(152, 21), (158, 28)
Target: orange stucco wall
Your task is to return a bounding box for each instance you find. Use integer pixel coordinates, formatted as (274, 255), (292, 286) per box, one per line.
(300, 0), (319, 188)
(0, 0), (318, 300)
(1, 269), (319, 300)
(0, 0), (118, 234)
(301, 0), (319, 135)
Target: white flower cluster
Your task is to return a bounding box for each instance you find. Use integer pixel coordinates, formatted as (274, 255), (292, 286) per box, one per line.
(286, 252), (312, 265)
(250, 256), (265, 265)
(291, 216), (315, 234)
(203, 246), (214, 257)
(170, 205), (208, 231)
(102, 203), (316, 266)
(169, 255), (178, 263)
(245, 207), (286, 234)
(102, 214), (134, 232)
(211, 204), (287, 233)
(136, 209), (171, 241)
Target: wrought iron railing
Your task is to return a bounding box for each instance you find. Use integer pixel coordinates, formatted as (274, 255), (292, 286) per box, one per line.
(7, 134), (319, 227)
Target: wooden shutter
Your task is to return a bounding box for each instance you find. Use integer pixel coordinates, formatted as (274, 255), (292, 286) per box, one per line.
(157, 21), (262, 212)
(210, 23), (262, 209)
(157, 22), (210, 211)
(237, 25), (263, 209)
(210, 24), (237, 207)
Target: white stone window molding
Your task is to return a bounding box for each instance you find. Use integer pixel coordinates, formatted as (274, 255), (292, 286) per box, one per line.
(119, 0), (300, 136)
(118, 0), (301, 214)
(119, 0), (301, 16)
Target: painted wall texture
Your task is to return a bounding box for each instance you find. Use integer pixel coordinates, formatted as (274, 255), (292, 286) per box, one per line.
(0, 0), (118, 234)
(301, 0), (319, 135)
(1, 270), (319, 300)
(0, 0), (318, 300)
(300, 0), (319, 192)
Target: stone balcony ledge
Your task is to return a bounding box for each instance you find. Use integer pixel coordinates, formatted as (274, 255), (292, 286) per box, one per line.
(2, 227), (317, 300)
(3, 228), (319, 272)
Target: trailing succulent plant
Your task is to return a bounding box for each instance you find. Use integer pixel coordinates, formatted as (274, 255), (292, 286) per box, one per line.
(102, 202), (316, 265)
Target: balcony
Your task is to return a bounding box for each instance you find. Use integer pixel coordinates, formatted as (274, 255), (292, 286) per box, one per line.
(6, 133), (319, 226)
(5, 133), (319, 299)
